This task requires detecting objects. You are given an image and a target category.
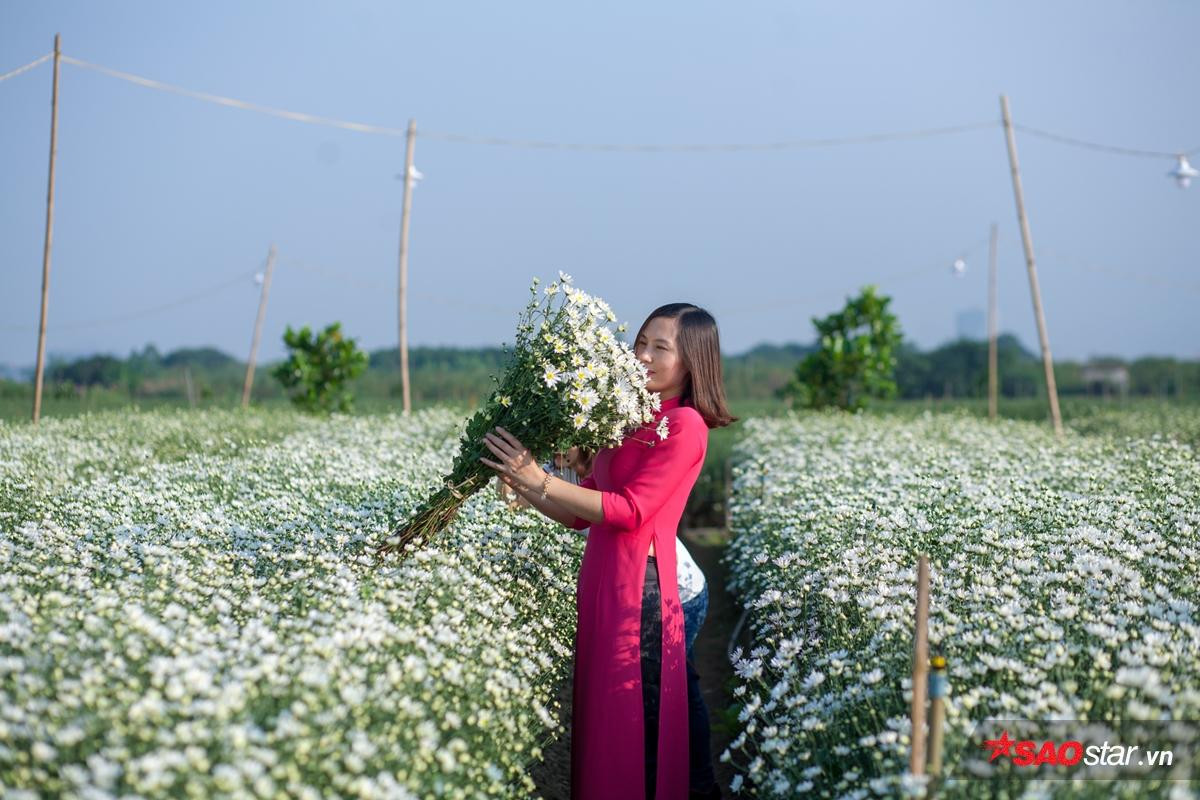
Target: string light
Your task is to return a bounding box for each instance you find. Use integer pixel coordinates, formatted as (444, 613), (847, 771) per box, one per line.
(7, 51), (1197, 189)
(1168, 155), (1198, 189)
(394, 167), (424, 187)
(4, 51), (1196, 171)
(0, 268), (262, 332)
(3, 51), (1196, 339)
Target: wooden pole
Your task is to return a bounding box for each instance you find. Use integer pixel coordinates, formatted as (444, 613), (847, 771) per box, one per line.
(987, 222), (999, 421)
(184, 366), (196, 409)
(910, 554), (930, 776)
(32, 34), (62, 424)
(396, 119), (416, 415)
(241, 244), (277, 408)
(999, 95), (1063, 437)
(928, 653), (948, 775)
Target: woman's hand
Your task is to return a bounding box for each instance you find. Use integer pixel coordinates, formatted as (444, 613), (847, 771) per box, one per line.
(480, 426), (547, 494)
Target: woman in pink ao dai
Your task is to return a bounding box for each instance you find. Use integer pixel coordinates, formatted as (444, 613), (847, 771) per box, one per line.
(481, 303), (736, 799)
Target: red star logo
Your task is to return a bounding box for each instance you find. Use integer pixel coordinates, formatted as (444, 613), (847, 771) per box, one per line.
(982, 730), (1015, 762)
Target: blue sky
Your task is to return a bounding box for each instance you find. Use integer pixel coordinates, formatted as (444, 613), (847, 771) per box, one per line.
(2, 1), (1198, 367)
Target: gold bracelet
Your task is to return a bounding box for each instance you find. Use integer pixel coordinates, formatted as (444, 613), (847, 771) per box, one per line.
(540, 472), (553, 499)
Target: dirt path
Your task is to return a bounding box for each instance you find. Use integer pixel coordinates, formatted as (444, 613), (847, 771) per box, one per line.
(528, 527), (740, 798)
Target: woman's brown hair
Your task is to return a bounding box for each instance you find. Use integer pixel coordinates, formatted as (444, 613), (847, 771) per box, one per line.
(635, 303), (737, 430)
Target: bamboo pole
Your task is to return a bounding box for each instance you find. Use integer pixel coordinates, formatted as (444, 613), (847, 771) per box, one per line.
(396, 119), (416, 415)
(32, 34), (62, 424)
(928, 653), (948, 775)
(910, 554), (930, 776)
(184, 366), (195, 409)
(241, 244), (277, 407)
(1000, 95), (1063, 437)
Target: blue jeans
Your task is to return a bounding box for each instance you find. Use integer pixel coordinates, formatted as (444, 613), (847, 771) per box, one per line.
(641, 557), (663, 799)
(682, 584), (708, 657)
(644, 568), (718, 797)
(681, 584), (717, 793)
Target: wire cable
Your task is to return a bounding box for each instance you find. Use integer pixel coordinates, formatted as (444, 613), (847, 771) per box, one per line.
(53, 54), (1200, 159)
(0, 53), (51, 84)
(61, 56), (410, 137)
(60, 54), (998, 151)
(1012, 123), (1200, 160)
(1, 267), (261, 332)
(719, 234), (993, 317)
(416, 121), (1001, 152)
(1058, 255), (1200, 294)
(283, 258), (515, 315)
(995, 232), (1200, 295)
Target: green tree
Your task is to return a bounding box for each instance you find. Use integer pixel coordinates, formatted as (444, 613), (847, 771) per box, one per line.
(271, 322), (368, 414)
(778, 285), (902, 411)
(122, 344), (163, 398)
(48, 354), (123, 387)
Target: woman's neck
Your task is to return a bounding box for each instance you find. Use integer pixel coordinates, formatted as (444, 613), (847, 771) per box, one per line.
(658, 391), (684, 411)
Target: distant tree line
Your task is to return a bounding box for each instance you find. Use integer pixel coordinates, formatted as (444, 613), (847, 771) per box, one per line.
(890, 335), (1199, 400)
(3, 335), (1197, 406)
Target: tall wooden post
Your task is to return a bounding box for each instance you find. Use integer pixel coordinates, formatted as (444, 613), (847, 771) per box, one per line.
(396, 119), (416, 415)
(32, 34), (62, 424)
(184, 366), (196, 409)
(1000, 95), (1063, 436)
(242, 244), (277, 408)
(928, 654), (948, 775)
(987, 222), (999, 421)
(910, 554), (930, 776)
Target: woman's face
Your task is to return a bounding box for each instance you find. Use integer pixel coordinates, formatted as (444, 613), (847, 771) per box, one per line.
(635, 316), (688, 400)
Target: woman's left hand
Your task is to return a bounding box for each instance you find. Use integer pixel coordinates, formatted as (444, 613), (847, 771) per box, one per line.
(480, 426), (546, 493)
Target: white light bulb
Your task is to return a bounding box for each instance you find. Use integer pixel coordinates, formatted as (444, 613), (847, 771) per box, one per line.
(1168, 154), (1198, 189)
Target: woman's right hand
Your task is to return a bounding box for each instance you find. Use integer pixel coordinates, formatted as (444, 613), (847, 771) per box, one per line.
(495, 474), (531, 508)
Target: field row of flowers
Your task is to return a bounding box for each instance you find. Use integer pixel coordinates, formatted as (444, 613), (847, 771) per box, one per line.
(0, 408), (581, 799)
(721, 410), (1200, 798)
(1063, 402), (1200, 452)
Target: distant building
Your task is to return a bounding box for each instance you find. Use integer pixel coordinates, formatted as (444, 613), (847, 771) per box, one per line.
(955, 308), (986, 341)
(1081, 362), (1129, 397)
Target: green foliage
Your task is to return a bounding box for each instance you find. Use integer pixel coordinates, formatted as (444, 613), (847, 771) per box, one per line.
(1128, 356), (1194, 396)
(162, 347), (237, 370)
(271, 322), (367, 414)
(895, 333), (1041, 398)
(48, 354), (124, 387)
(779, 285), (902, 411)
(121, 344), (162, 397)
(12, 337), (1200, 422)
(367, 346), (509, 406)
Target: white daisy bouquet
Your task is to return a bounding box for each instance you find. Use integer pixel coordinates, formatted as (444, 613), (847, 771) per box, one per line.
(380, 272), (664, 555)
